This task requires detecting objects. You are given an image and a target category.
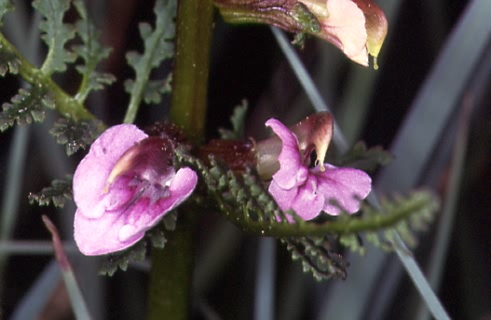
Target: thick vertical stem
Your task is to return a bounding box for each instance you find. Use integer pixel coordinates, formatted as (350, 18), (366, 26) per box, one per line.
(146, 0), (213, 319)
(147, 212), (196, 320)
(169, 0), (214, 143)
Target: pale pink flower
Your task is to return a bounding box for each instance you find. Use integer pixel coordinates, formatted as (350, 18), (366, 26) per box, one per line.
(73, 124), (197, 255)
(301, 0), (368, 65)
(215, 0), (388, 66)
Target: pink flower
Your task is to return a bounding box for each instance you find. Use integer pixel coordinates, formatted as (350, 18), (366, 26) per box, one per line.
(215, 0), (388, 67)
(301, 0), (368, 65)
(73, 124), (197, 255)
(264, 118), (371, 220)
(299, 0), (388, 66)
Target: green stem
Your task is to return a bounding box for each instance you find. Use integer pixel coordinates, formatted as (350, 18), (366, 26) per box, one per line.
(123, 71), (152, 124)
(234, 195), (433, 237)
(210, 187), (436, 237)
(147, 211), (196, 320)
(146, 0), (213, 319)
(0, 32), (97, 122)
(169, 0), (213, 143)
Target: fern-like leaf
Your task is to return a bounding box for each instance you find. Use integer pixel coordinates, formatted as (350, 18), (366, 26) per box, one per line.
(124, 0), (176, 107)
(219, 100), (248, 140)
(0, 47), (20, 76)
(0, 1), (17, 76)
(28, 176), (72, 208)
(175, 150), (349, 280)
(340, 191), (439, 253)
(49, 117), (101, 155)
(124, 76), (172, 105)
(72, 0), (115, 102)
(176, 148), (440, 280)
(379, 191), (438, 248)
(0, 85), (54, 131)
(33, 0), (76, 74)
(99, 241), (147, 277)
(283, 235), (348, 281)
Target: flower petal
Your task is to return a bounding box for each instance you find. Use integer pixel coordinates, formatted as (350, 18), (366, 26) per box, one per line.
(300, 0), (368, 65)
(74, 208), (143, 256)
(73, 124), (148, 219)
(290, 175), (325, 220)
(266, 118), (307, 189)
(74, 167), (198, 256)
(323, 0), (368, 65)
(132, 167), (198, 231)
(352, 0), (388, 59)
(291, 112), (333, 171)
(313, 164), (371, 215)
(268, 179), (296, 212)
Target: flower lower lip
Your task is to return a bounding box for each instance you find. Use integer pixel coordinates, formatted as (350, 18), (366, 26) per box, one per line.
(106, 178), (172, 213)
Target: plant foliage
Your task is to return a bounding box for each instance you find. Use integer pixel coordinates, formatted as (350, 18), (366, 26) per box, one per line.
(49, 117), (102, 155)
(72, 0), (115, 103)
(0, 85), (54, 131)
(33, 0), (77, 74)
(0, 47), (19, 76)
(283, 235), (348, 280)
(124, 0), (176, 106)
(219, 100), (248, 140)
(99, 241), (147, 277)
(175, 147), (439, 280)
(28, 175), (73, 208)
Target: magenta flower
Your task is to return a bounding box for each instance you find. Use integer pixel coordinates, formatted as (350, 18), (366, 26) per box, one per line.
(73, 124), (198, 255)
(265, 118), (371, 220)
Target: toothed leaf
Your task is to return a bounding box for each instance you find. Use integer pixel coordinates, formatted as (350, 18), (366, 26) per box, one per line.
(146, 227), (167, 249)
(49, 117), (101, 155)
(124, 75), (172, 105)
(72, 0), (115, 101)
(219, 100), (248, 140)
(0, 44), (20, 76)
(28, 176), (73, 208)
(125, 0), (176, 107)
(0, 86), (53, 131)
(99, 241), (147, 276)
(282, 235), (347, 281)
(33, 0), (77, 74)
(342, 190), (439, 253)
(162, 210), (177, 231)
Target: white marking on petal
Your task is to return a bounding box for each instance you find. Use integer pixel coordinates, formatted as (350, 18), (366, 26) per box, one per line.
(118, 224), (137, 242)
